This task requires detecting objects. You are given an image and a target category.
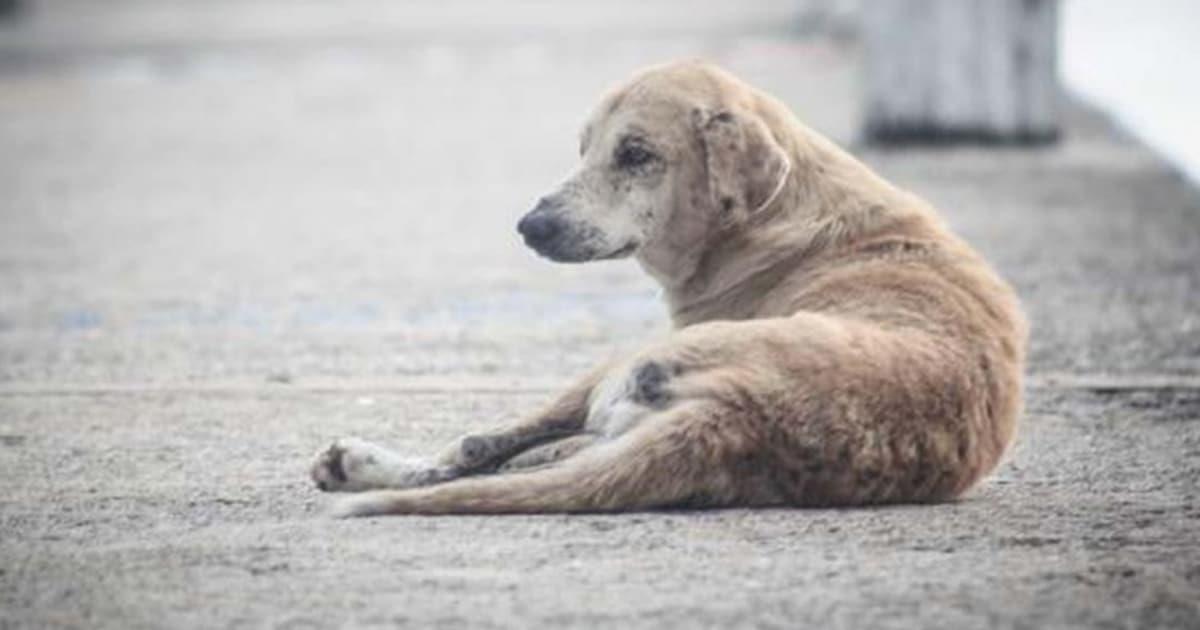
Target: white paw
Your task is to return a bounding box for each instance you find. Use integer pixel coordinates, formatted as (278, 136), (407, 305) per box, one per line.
(310, 437), (433, 492)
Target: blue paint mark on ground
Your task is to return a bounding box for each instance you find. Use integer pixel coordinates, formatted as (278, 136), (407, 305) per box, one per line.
(57, 292), (656, 334)
(59, 309), (104, 331)
(403, 290), (660, 327)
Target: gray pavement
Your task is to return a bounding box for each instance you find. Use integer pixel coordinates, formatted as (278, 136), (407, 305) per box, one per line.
(1, 1), (1198, 628)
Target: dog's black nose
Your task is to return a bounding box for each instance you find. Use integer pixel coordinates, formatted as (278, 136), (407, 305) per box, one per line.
(517, 210), (562, 246)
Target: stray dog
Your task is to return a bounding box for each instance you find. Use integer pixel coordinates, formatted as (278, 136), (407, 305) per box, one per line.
(311, 61), (1027, 517)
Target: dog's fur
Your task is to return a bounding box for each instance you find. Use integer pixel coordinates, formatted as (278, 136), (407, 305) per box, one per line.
(310, 61), (1028, 517)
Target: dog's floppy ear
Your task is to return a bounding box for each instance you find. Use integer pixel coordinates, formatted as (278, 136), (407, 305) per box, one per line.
(693, 108), (791, 227)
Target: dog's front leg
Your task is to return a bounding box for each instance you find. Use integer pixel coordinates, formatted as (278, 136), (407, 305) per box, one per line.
(311, 438), (458, 493)
(435, 364), (609, 472)
(311, 365), (607, 493)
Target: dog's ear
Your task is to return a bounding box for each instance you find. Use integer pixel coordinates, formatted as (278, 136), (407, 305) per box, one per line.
(693, 108), (790, 227)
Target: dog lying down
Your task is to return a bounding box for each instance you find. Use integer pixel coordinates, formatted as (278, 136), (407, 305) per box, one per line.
(311, 60), (1028, 517)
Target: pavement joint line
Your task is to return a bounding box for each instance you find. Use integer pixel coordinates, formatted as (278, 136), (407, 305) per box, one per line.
(1, 373), (1199, 396)
(1025, 372), (1200, 392)
(0, 380), (566, 396)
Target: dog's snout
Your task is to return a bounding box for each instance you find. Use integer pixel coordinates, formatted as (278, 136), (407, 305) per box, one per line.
(517, 208), (563, 246)
(532, 196), (560, 214)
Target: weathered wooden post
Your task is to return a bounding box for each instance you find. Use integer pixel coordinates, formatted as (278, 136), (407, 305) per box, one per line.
(862, 0), (1060, 144)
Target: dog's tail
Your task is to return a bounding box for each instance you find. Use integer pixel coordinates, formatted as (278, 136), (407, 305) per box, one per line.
(331, 409), (737, 517)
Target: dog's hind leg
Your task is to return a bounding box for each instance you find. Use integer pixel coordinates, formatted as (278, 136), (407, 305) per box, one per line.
(329, 402), (768, 517)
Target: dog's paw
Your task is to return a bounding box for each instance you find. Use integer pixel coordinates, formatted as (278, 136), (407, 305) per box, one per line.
(310, 437), (430, 492)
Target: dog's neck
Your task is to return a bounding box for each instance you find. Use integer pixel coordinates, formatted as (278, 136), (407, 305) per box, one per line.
(643, 126), (931, 327)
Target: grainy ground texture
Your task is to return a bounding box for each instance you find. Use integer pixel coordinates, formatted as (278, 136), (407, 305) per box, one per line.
(1, 1), (1198, 628)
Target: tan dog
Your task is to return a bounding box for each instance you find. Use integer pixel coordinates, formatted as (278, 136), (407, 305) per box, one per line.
(310, 61), (1028, 517)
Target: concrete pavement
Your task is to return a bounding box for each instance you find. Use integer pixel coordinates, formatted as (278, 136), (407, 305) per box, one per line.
(1, 1), (1198, 628)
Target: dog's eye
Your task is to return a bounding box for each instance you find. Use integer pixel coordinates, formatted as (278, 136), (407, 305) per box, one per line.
(615, 144), (656, 169)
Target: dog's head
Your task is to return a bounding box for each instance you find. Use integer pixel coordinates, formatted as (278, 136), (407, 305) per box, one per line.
(517, 61), (791, 274)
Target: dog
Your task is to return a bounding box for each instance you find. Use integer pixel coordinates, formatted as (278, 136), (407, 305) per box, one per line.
(310, 60), (1028, 517)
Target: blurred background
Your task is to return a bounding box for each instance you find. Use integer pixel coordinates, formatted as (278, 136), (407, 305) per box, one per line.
(0, 0), (1197, 385)
(0, 0), (858, 385)
(2, 2), (1199, 628)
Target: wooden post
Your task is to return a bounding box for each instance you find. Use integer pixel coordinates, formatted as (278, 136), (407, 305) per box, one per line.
(862, 0), (1060, 145)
